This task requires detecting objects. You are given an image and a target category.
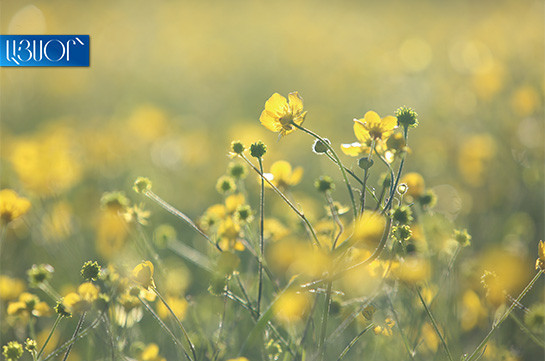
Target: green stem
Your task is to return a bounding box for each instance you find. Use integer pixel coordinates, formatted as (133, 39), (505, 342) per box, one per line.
(336, 323), (374, 361)
(292, 123), (358, 221)
(257, 157), (265, 316)
(42, 316), (102, 361)
(416, 287), (454, 361)
(318, 281), (333, 360)
(384, 130), (408, 212)
(138, 295), (191, 360)
(240, 154), (321, 248)
(386, 294), (416, 361)
(144, 190), (222, 251)
(61, 312), (86, 361)
(36, 315), (62, 360)
(324, 152), (382, 209)
(153, 288), (197, 361)
(509, 312), (545, 348)
(465, 270), (543, 361)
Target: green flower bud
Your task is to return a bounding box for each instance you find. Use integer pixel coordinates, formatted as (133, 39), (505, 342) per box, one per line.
(358, 157), (374, 170)
(231, 140), (245, 155)
(2, 341), (23, 360)
(393, 225), (412, 241)
(24, 339), (37, 353)
(418, 190), (437, 209)
(395, 106), (418, 129)
(249, 141), (267, 158)
(100, 191), (129, 211)
(81, 261), (101, 281)
(216, 176), (236, 194)
(454, 229), (471, 247)
(55, 300), (72, 318)
(312, 138), (331, 154)
(391, 206), (414, 225)
(27, 264), (54, 286)
(153, 224), (177, 249)
(228, 162), (248, 179)
(314, 176), (335, 193)
(133, 177), (152, 194)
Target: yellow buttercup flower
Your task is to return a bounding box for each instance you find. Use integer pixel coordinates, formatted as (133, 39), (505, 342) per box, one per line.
(400, 172), (425, 198)
(0, 189), (31, 224)
(264, 160), (303, 189)
(132, 261), (156, 290)
(259, 92), (307, 137)
(138, 343), (166, 361)
(62, 282), (100, 314)
(7, 292), (51, 318)
(354, 111), (397, 142)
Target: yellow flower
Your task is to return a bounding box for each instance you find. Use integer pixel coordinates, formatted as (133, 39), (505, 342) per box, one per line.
(400, 172), (425, 198)
(132, 261), (156, 290)
(273, 289), (310, 324)
(138, 343), (166, 361)
(7, 292), (51, 318)
(354, 111), (397, 142)
(264, 160), (303, 189)
(0, 189), (31, 224)
(350, 211), (387, 249)
(536, 240), (545, 271)
(373, 317), (396, 336)
(259, 92), (307, 137)
(0, 276), (25, 301)
(62, 282), (100, 314)
(156, 295), (188, 320)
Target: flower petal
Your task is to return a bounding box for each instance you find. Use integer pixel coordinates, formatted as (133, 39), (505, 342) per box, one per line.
(289, 167), (303, 186)
(381, 116), (398, 132)
(288, 92), (304, 115)
(264, 93), (289, 118)
(260, 110), (282, 132)
(364, 111), (381, 125)
(271, 160), (292, 182)
(341, 142), (364, 156)
(353, 120), (370, 143)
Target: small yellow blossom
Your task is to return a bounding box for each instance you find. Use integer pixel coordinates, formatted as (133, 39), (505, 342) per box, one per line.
(0, 189), (31, 224)
(264, 160), (303, 189)
(7, 292), (51, 318)
(138, 343), (166, 361)
(0, 276), (25, 301)
(373, 317), (395, 336)
(351, 211), (387, 249)
(400, 172), (425, 198)
(273, 289), (310, 324)
(354, 111), (397, 142)
(62, 282), (100, 314)
(259, 92), (307, 137)
(132, 261), (156, 290)
(156, 295), (188, 320)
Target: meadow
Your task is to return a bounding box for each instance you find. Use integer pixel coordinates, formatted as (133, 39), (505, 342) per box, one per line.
(0, 1), (543, 360)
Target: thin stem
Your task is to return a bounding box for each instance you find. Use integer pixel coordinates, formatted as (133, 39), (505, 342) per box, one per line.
(234, 273), (254, 313)
(138, 295), (191, 360)
(416, 287), (454, 361)
(292, 123), (358, 221)
(61, 312), (86, 361)
(240, 154), (321, 247)
(324, 152), (382, 209)
(465, 270), (543, 361)
(326, 193), (344, 250)
(509, 312), (545, 348)
(384, 129), (409, 212)
(144, 189), (222, 251)
(153, 288), (197, 361)
(42, 316), (102, 361)
(257, 157), (265, 316)
(318, 281), (333, 361)
(36, 315), (62, 360)
(387, 294), (417, 361)
(336, 323), (374, 361)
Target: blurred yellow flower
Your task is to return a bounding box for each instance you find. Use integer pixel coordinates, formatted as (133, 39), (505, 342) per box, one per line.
(400, 172), (425, 198)
(273, 289), (310, 324)
(0, 276), (25, 301)
(393, 257), (431, 283)
(458, 134), (496, 187)
(7, 292), (51, 318)
(460, 289), (487, 331)
(138, 343), (166, 361)
(0, 189), (31, 224)
(132, 261), (156, 290)
(351, 211), (387, 249)
(354, 111), (397, 142)
(156, 295), (188, 320)
(264, 160), (303, 189)
(259, 92), (307, 137)
(227, 358), (249, 361)
(62, 282), (100, 314)
(373, 317), (395, 336)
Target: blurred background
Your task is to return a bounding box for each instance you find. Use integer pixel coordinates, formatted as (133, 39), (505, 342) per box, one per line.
(1, 0), (543, 359)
